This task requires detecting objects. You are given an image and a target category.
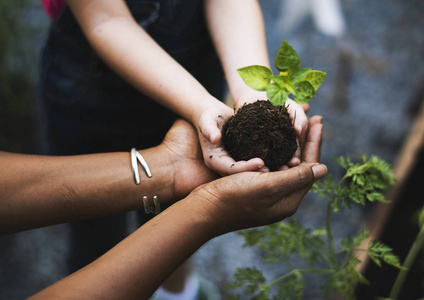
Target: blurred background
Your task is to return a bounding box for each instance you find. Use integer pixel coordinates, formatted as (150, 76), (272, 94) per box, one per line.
(0, 0), (423, 299)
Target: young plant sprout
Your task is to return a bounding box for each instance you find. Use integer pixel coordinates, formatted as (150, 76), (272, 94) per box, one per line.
(237, 40), (327, 107)
(222, 40), (327, 170)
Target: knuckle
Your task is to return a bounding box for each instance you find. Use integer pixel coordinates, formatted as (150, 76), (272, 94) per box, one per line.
(294, 166), (313, 184)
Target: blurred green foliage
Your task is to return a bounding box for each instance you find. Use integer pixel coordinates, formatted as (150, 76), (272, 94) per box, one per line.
(227, 155), (400, 300)
(0, 0), (47, 153)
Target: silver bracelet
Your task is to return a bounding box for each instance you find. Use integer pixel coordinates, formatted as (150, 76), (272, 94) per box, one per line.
(143, 196), (161, 214)
(131, 148), (152, 184)
(131, 148), (160, 214)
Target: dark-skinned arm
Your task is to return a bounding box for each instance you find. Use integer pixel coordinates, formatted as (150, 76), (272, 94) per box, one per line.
(0, 120), (217, 234)
(29, 116), (325, 300)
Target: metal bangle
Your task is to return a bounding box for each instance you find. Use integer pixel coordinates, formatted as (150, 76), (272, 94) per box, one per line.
(143, 195), (160, 214)
(130, 148), (159, 214)
(143, 196), (151, 214)
(131, 148), (152, 185)
(153, 196), (160, 214)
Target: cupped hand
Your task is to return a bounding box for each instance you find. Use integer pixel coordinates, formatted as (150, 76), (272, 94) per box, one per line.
(233, 93), (310, 171)
(189, 115), (325, 235)
(197, 105), (265, 176)
(159, 119), (218, 200)
(281, 99), (310, 169)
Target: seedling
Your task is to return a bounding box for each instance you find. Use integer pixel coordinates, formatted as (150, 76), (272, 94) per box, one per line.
(222, 41), (326, 170)
(237, 40), (327, 107)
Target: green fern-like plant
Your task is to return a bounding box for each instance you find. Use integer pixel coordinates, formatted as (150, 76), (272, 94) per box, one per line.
(226, 154), (402, 300)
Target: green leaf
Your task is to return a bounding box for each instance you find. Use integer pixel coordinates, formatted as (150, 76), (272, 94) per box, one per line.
(333, 154), (396, 208)
(289, 68), (312, 83)
(368, 241), (403, 269)
(275, 270), (304, 299)
(303, 70), (327, 91)
(237, 65), (273, 91)
(275, 40), (301, 72)
(353, 230), (370, 247)
(312, 228), (327, 237)
(294, 81), (316, 104)
(239, 228), (264, 247)
(225, 267), (270, 300)
(271, 75), (296, 94)
(267, 83), (288, 107)
(366, 192), (385, 202)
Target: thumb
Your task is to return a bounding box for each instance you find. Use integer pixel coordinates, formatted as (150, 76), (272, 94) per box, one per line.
(311, 164), (327, 180)
(274, 163), (327, 195)
(199, 115), (223, 144)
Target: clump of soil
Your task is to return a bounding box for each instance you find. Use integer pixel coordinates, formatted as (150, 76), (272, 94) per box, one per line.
(222, 100), (297, 171)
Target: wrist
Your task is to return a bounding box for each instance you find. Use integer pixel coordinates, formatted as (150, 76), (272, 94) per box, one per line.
(138, 146), (176, 203)
(179, 189), (225, 239)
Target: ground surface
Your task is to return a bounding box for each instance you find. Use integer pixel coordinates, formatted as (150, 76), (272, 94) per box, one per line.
(1, 0), (424, 299)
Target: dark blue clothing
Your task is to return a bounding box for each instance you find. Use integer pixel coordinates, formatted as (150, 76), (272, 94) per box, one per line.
(40, 0), (225, 272)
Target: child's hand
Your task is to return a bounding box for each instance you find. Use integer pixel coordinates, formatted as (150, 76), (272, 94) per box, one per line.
(197, 105), (265, 176)
(232, 93), (310, 171)
(281, 99), (310, 170)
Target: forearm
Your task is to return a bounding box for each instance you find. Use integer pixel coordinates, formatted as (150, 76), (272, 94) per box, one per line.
(67, 0), (225, 125)
(27, 117), (325, 299)
(29, 196), (218, 300)
(204, 0), (270, 106)
(0, 147), (174, 234)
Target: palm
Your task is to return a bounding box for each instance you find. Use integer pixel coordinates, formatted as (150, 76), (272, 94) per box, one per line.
(161, 119), (218, 200)
(197, 106), (265, 175)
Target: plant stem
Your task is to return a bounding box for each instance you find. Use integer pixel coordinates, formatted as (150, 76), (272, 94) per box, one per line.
(297, 268), (334, 275)
(388, 226), (424, 299)
(278, 105), (286, 119)
(269, 269), (333, 288)
(319, 246), (336, 268)
(326, 199), (338, 268)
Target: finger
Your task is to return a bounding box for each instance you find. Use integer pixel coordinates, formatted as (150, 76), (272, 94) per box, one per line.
(285, 99), (308, 137)
(256, 166), (270, 173)
(308, 115), (323, 128)
(301, 118), (323, 163)
(210, 156), (265, 176)
(301, 103), (310, 113)
(277, 165), (290, 171)
(267, 162), (327, 196)
(285, 100), (308, 152)
(200, 134), (266, 175)
(286, 156), (300, 167)
(198, 114), (227, 145)
(292, 137), (301, 159)
(273, 163), (327, 217)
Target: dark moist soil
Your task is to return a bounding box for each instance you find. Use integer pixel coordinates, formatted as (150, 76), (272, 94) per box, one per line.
(222, 100), (297, 171)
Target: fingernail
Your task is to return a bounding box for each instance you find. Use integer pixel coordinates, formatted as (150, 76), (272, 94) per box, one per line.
(312, 164), (327, 179)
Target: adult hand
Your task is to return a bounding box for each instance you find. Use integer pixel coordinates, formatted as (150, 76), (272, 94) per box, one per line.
(189, 115), (325, 234)
(197, 105), (265, 176)
(157, 119), (219, 200)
